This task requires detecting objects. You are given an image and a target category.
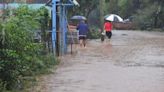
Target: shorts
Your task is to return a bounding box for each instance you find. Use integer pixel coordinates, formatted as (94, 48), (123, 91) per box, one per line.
(79, 35), (86, 40)
(106, 31), (112, 39)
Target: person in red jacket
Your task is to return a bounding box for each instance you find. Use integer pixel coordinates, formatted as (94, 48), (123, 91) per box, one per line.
(104, 20), (113, 39)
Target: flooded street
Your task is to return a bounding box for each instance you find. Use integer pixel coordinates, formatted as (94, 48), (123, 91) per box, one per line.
(35, 30), (164, 92)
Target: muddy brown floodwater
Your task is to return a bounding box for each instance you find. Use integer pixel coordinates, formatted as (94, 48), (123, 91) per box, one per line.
(33, 30), (164, 92)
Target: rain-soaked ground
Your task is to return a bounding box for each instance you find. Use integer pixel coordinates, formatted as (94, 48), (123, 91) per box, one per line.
(33, 30), (164, 92)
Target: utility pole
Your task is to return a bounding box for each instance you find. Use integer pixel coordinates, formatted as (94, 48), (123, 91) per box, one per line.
(52, 0), (58, 56)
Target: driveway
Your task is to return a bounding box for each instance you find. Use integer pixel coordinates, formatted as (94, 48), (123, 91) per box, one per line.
(34, 30), (164, 92)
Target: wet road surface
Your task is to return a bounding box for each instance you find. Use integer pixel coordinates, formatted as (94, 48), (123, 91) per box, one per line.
(34, 30), (164, 92)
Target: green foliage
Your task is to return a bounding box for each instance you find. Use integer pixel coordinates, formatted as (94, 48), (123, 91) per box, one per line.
(70, 0), (164, 30)
(0, 79), (6, 92)
(118, 0), (134, 18)
(87, 26), (101, 39)
(107, 0), (119, 14)
(13, 5), (40, 31)
(36, 7), (50, 53)
(68, 0), (99, 18)
(0, 5), (57, 91)
(37, 6), (50, 29)
(133, 0), (164, 30)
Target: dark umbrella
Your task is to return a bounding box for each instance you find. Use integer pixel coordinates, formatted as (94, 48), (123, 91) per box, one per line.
(71, 15), (87, 20)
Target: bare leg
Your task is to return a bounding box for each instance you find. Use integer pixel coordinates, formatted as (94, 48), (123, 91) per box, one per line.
(83, 39), (86, 47)
(79, 39), (83, 47)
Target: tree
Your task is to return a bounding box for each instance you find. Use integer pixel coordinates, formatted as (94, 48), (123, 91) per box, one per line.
(107, 0), (119, 14)
(68, 0), (99, 18)
(133, 0), (164, 29)
(99, 0), (105, 30)
(68, 0), (164, 30)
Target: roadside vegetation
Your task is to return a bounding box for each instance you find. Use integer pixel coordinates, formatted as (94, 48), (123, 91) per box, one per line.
(0, 5), (58, 92)
(0, 0), (164, 91)
(69, 0), (164, 31)
(87, 26), (101, 39)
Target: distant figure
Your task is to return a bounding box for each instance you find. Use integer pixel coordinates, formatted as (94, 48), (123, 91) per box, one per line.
(77, 20), (89, 47)
(104, 20), (113, 40)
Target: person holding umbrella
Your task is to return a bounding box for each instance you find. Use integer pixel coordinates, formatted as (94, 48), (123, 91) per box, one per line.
(101, 14), (123, 42)
(77, 20), (89, 47)
(103, 20), (113, 40)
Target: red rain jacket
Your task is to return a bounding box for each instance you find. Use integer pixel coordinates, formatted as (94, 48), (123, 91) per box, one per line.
(104, 22), (112, 32)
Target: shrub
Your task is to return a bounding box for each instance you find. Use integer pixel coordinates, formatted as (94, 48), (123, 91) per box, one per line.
(0, 80), (6, 92)
(0, 5), (57, 91)
(87, 26), (101, 39)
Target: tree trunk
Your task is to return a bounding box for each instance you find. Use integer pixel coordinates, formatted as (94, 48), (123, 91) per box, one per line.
(99, 0), (105, 30)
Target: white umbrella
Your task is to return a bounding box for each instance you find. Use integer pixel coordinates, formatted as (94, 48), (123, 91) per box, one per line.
(105, 14), (123, 22)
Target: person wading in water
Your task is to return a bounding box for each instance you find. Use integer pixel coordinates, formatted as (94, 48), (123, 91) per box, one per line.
(77, 20), (89, 47)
